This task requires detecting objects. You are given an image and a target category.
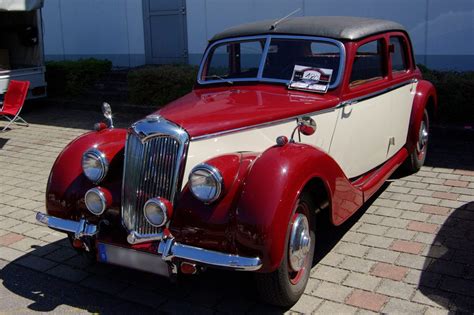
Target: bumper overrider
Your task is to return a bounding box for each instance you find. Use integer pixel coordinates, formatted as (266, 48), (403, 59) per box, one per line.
(36, 212), (262, 273)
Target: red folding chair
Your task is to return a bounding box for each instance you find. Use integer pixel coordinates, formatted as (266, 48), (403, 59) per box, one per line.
(0, 80), (30, 132)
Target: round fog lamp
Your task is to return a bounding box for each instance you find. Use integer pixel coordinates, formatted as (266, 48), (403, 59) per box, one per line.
(144, 198), (171, 227)
(84, 187), (109, 215)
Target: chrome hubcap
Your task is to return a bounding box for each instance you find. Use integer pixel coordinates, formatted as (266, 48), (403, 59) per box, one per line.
(417, 121), (429, 153)
(288, 214), (311, 272)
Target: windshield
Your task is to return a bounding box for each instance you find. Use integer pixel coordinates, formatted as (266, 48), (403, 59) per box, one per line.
(199, 36), (344, 88)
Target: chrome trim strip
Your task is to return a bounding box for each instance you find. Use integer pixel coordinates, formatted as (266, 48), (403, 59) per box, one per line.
(337, 79), (416, 108)
(158, 237), (262, 271)
(197, 35), (346, 90)
(36, 212), (98, 239)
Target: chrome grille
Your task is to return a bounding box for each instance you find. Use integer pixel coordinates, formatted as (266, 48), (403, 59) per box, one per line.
(121, 117), (188, 235)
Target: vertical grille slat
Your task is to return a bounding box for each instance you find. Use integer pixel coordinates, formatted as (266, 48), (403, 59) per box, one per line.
(122, 132), (182, 235)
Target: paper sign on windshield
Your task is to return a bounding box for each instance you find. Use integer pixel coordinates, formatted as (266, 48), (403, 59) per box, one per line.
(289, 66), (333, 93)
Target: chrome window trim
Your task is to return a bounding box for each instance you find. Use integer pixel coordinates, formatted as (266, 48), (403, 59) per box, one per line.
(197, 35), (346, 90)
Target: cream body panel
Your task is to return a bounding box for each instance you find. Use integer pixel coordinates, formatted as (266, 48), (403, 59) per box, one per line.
(328, 92), (391, 179)
(386, 82), (417, 158)
(182, 109), (339, 189)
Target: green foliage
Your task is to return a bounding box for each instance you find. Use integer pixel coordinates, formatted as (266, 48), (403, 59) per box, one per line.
(128, 65), (198, 106)
(46, 58), (112, 96)
(418, 64), (474, 124)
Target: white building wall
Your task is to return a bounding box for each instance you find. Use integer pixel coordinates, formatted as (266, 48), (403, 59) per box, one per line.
(42, 0), (145, 67)
(186, 0), (474, 70)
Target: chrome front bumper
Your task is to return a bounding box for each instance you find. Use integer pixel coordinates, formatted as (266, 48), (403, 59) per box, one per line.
(36, 212), (262, 272)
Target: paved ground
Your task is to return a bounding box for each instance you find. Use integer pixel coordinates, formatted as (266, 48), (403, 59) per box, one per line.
(0, 102), (473, 314)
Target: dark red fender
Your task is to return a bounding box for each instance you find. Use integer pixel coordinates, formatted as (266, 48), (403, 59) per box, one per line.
(170, 153), (259, 254)
(235, 143), (363, 273)
(46, 128), (126, 220)
(406, 79), (437, 155)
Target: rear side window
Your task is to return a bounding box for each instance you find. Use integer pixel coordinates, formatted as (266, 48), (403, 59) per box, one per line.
(390, 37), (408, 72)
(350, 39), (385, 86)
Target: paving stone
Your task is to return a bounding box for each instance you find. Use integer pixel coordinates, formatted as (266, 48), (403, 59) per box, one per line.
(0, 232), (24, 246)
(404, 270), (441, 288)
(361, 235), (394, 249)
(14, 254), (57, 272)
(366, 248), (400, 264)
(396, 253), (432, 270)
(409, 188), (433, 196)
(46, 264), (89, 283)
(444, 180), (469, 187)
(311, 265), (349, 283)
(384, 227), (416, 240)
(421, 205), (451, 216)
(0, 246), (24, 261)
(380, 217), (410, 228)
(382, 297), (427, 313)
(357, 223), (389, 236)
(396, 202), (423, 211)
(412, 290), (451, 308)
(341, 231), (366, 243)
(334, 242), (370, 258)
(376, 279), (416, 300)
(343, 272), (381, 291)
(311, 281), (352, 302)
(407, 221), (439, 234)
(290, 294), (323, 314)
(432, 192), (459, 200)
(400, 210), (430, 222)
(316, 300), (358, 314)
(370, 262), (408, 281)
(345, 289), (388, 312)
(339, 256), (375, 273)
(318, 252), (345, 267)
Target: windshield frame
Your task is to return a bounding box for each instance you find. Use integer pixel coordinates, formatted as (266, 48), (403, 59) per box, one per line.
(197, 34), (346, 90)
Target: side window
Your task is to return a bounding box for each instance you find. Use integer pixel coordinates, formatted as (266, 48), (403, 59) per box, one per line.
(350, 39), (385, 86)
(390, 36), (408, 73)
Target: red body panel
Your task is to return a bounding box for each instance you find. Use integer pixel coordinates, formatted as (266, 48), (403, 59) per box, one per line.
(157, 85), (339, 138)
(235, 143), (363, 272)
(406, 79), (438, 154)
(46, 129), (126, 221)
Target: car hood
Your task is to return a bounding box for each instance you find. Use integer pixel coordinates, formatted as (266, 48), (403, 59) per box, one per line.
(156, 84), (340, 138)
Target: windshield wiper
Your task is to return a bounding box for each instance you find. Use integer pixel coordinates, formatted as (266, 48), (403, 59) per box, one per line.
(204, 75), (233, 85)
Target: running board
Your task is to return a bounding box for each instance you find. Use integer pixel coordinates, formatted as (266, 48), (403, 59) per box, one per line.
(353, 148), (409, 202)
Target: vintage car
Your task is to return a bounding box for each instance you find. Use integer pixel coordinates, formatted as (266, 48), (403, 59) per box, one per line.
(37, 16), (437, 306)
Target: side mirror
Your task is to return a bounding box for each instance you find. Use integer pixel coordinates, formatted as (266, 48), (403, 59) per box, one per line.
(298, 116), (317, 136)
(101, 102), (114, 128)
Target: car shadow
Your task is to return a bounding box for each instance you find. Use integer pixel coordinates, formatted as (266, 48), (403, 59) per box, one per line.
(418, 201), (474, 313)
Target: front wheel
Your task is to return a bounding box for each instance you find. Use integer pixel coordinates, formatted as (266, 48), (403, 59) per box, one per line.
(255, 193), (316, 307)
(404, 109), (429, 174)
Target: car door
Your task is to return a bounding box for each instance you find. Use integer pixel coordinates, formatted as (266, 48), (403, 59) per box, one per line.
(328, 37), (392, 179)
(386, 34), (418, 158)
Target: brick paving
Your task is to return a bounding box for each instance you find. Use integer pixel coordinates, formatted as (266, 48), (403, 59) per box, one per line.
(1, 103), (473, 314)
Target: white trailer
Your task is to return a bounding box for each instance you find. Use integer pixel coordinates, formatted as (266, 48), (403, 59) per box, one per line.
(0, 0), (47, 99)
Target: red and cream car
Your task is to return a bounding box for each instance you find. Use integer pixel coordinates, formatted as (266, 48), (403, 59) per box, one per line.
(37, 17), (437, 306)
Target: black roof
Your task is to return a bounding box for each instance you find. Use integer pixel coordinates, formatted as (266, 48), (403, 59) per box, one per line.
(210, 16), (406, 42)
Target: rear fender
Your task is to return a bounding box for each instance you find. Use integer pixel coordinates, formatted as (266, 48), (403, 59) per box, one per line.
(235, 143), (363, 272)
(407, 80), (437, 154)
(46, 129), (127, 219)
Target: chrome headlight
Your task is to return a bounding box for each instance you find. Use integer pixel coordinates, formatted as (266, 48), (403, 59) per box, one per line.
(189, 164), (223, 203)
(82, 148), (108, 183)
(84, 187), (109, 215)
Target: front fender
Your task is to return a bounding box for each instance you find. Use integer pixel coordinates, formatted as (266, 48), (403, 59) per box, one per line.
(235, 143), (363, 272)
(46, 128), (126, 220)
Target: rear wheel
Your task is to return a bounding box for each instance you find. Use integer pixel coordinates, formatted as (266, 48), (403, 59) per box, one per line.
(255, 193), (316, 307)
(404, 109), (429, 173)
